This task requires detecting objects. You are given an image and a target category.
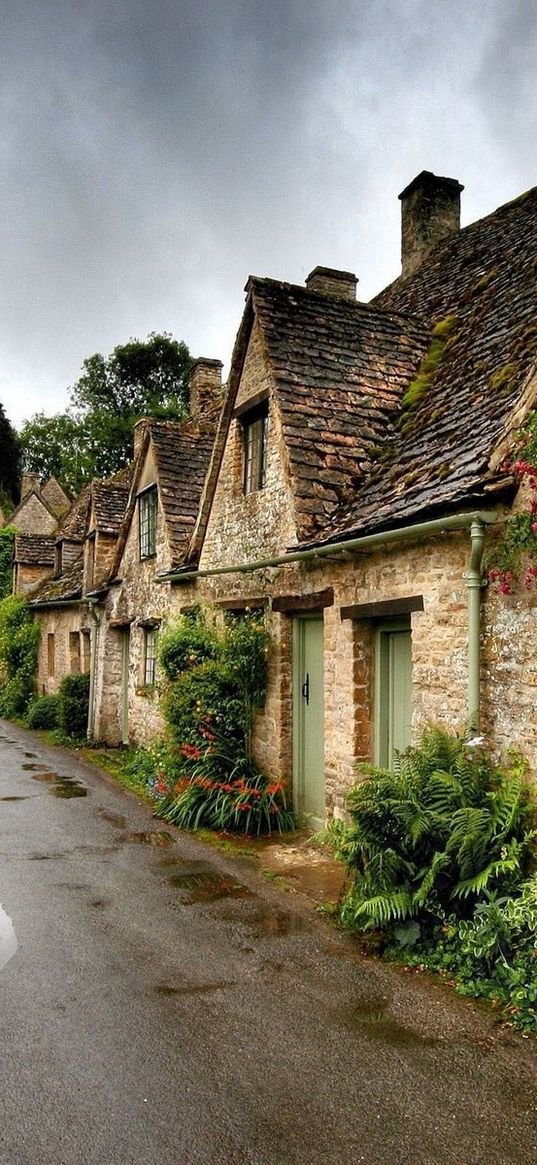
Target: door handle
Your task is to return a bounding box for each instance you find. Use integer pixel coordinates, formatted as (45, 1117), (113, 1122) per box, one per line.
(301, 673), (310, 704)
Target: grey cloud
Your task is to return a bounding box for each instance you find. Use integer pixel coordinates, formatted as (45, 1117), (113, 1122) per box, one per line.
(0, 1), (535, 425)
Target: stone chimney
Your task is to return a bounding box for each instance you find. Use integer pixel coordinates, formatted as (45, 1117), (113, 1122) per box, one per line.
(190, 358), (223, 418)
(21, 472), (40, 498)
(305, 266), (358, 300)
(399, 171), (464, 277)
(133, 418), (151, 460)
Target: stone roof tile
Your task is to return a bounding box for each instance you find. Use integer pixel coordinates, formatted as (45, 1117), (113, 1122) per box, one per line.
(248, 277), (429, 540)
(304, 185), (537, 545)
(148, 413), (219, 567)
(14, 534), (56, 566)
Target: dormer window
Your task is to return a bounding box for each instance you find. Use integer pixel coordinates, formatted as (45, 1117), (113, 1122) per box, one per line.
(139, 487), (157, 559)
(243, 403), (269, 494)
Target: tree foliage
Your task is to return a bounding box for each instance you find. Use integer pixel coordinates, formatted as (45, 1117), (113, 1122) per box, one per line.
(20, 333), (192, 494)
(0, 403), (21, 506)
(0, 527), (15, 600)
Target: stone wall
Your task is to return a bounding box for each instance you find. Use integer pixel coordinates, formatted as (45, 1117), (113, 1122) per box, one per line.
(35, 606), (91, 696)
(199, 323), (297, 569)
(13, 494), (57, 536)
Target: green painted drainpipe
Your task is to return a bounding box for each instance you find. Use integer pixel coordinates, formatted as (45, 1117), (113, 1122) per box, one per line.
(159, 509), (496, 730)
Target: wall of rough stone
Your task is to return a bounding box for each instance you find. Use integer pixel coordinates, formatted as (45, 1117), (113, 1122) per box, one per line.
(35, 606), (90, 695)
(93, 439), (196, 745)
(13, 495), (57, 536)
(14, 564), (52, 596)
(199, 323), (297, 569)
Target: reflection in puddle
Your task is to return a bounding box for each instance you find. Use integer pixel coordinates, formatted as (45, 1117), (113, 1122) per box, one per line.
(217, 902), (307, 937)
(0, 903), (17, 971)
(351, 1000), (439, 1048)
(0, 795), (30, 801)
(119, 830), (173, 847)
(24, 752), (37, 758)
(22, 763), (49, 771)
(162, 860), (252, 904)
(31, 772), (87, 798)
(154, 980), (232, 997)
(97, 808), (127, 830)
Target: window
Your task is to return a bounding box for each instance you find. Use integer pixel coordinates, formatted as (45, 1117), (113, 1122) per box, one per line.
(243, 405), (268, 494)
(143, 628), (158, 686)
(69, 631), (81, 674)
(47, 634), (55, 678)
(139, 487), (157, 558)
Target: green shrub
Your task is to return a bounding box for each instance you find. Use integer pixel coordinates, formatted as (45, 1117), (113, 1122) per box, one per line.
(159, 616), (218, 681)
(155, 611), (293, 835)
(26, 693), (60, 730)
(58, 673), (90, 739)
(0, 595), (40, 716)
(398, 878), (537, 1031)
(323, 727), (535, 939)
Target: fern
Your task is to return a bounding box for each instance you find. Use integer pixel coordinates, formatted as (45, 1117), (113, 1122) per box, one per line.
(330, 726), (536, 940)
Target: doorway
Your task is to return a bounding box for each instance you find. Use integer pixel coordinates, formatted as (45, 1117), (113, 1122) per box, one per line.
(293, 615), (325, 826)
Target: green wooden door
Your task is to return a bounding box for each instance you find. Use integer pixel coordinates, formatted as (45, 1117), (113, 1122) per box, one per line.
(293, 616), (325, 825)
(375, 619), (412, 769)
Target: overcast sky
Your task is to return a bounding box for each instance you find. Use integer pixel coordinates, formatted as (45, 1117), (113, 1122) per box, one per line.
(1, 0), (536, 426)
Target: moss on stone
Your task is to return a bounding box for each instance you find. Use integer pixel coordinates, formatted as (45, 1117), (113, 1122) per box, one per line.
(400, 314), (458, 416)
(489, 363), (518, 394)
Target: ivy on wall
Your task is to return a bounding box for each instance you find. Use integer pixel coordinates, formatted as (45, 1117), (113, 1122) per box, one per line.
(0, 527), (15, 600)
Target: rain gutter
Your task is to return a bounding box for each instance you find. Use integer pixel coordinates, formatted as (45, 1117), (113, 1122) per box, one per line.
(158, 511), (497, 583)
(158, 508), (497, 731)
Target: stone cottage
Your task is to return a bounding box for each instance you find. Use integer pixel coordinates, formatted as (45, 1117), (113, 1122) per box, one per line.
(8, 472), (71, 596)
(157, 171), (537, 823)
(27, 172), (537, 825)
(28, 467), (132, 694)
(90, 359), (223, 746)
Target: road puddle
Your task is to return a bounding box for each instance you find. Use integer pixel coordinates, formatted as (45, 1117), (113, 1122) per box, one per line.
(0, 795), (29, 802)
(97, 808), (128, 829)
(161, 859), (252, 904)
(350, 999), (439, 1048)
(31, 771), (87, 798)
(22, 763), (49, 771)
(119, 830), (174, 846)
(0, 903), (17, 971)
(23, 752), (37, 758)
(217, 901), (307, 936)
(154, 980), (232, 996)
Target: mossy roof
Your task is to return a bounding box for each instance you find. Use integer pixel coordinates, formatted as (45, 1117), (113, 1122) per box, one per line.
(306, 184), (537, 545)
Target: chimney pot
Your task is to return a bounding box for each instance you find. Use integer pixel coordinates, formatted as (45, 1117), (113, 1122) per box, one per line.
(190, 358), (224, 418)
(399, 170), (464, 277)
(305, 266), (358, 300)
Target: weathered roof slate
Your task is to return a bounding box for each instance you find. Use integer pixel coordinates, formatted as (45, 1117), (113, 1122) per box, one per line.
(14, 534), (55, 566)
(92, 464), (133, 534)
(60, 487), (92, 542)
(249, 278), (428, 539)
(306, 184), (537, 545)
(29, 555), (83, 604)
(148, 415), (219, 567)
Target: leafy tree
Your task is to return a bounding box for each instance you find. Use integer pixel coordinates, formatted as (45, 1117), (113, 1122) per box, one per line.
(20, 333), (192, 493)
(0, 403), (21, 506)
(18, 412), (88, 497)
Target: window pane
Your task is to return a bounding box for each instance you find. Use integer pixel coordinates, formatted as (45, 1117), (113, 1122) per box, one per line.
(243, 409), (268, 494)
(139, 489), (157, 557)
(144, 629), (157, 686)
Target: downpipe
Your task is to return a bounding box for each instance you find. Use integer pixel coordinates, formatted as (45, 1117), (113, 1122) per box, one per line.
(87, 601), (100, 740)
(465, 519), (486, 732)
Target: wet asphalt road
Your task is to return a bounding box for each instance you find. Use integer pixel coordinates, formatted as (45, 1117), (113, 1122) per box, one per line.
(1, 722), (537, 1165)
